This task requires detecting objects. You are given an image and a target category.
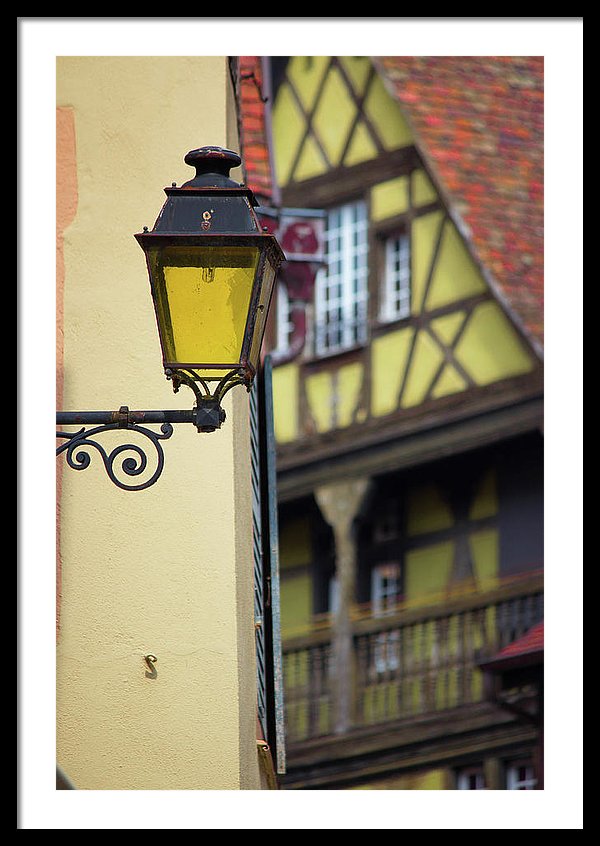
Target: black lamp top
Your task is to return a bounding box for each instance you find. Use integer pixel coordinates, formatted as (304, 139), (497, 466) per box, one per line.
(182, 146), (242, 188)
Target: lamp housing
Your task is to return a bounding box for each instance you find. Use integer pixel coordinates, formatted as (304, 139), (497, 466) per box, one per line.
(135, 147), (285, 409)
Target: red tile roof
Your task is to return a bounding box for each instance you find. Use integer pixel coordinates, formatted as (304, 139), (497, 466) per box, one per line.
(481, 621), (544, 673)
(374, 57), (544, 351)
(497, 621), (544, 659)
(239, 57), (274, 203)
(239, 56), (544, 350)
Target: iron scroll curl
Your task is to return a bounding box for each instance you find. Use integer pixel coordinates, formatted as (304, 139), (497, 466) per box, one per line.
(56, 421), (174, 492)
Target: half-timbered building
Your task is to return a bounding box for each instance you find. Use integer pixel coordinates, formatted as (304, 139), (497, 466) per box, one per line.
(239, 55), (544, 790)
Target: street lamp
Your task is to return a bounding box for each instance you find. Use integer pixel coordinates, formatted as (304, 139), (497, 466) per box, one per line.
(135, 145), (285, 432)
(56, 146), (285, 488)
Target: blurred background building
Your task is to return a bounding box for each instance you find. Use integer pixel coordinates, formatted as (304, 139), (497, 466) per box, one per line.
(239, 55), (544, 790)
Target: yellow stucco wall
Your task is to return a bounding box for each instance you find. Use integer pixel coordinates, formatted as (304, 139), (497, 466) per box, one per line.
(56, 57), (262, 790)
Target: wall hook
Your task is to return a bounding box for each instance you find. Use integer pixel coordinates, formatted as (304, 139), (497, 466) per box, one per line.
(144, 654), (157, 677)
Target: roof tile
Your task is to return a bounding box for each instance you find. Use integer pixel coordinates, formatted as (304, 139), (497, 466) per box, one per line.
(374, 56), (543, 349)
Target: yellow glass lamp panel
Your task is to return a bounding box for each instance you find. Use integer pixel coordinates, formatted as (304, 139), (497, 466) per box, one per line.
(151, 245), (259, 367)
(425, 221), (487, 311)
(364, 74), (413, 151)
(455, 301), (534, 386)
(312, 65), (357, 167)
(370, 175), (410, 222)
(248, 258), (277, 371)
(406, 483), (454, 536)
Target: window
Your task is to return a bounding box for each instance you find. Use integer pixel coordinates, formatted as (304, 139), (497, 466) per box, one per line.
(457, 766), (486, 790)
(371, 562), (402, 616)
(315, 200), (368, 355)
(328, 574), (339, 616)
(506, 760), (537, 790)
(380, 232), (410, 322)
(371, 563), (402, 675)
(274, 282), (293, 355)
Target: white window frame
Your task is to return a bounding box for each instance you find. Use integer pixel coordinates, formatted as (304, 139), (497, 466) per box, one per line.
(380, 231), (411, 323)
(457, 767), (486, 790)
(328, 574), (339, 617)
(506, 761), (537, 790)
(315, 200), (369, 356)
(371, 562), (402, 675)
(273, 281), (293, 355)
(371, 562), (402, 617)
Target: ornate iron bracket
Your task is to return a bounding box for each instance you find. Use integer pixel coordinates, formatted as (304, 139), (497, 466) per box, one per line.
(56, 369), (252, 491)
(56, 409), (182, 492)
(165, 366), (251, 432)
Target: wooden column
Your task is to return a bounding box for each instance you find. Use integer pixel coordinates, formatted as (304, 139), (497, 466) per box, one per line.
(315, 478), (371, 734)
(484, 756), (503, 790)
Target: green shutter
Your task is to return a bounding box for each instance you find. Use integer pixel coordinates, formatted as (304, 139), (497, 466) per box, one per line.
(250, 355), (286, 774)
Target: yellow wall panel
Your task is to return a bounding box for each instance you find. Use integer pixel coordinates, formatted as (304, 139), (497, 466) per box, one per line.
(371, 326), (414, 417)
(272, 362), (299, 443)
(343, 120), (378, 167)
(339, 56), (372, 96)
(336, 362), (364, 428)
(279, 517), (312, 570)
(454, 301), (534, 385)
(271, 81), (306, 187)
(469, 528), (499, 590)
(349, 768), (449, 790)
(426, 220), (487, 310)
(312, 65), (357, 167)
(430, 310), (466, 346)
(411, 211), (444, 314)
(364, 74), (413, 150)
(294, 134), (328, 182)
(402, 330), (444, 408)
(405, 541), (454, 603)
(469, 468), (498, 520)
(280, 572), (312, 636)
(287, 55), (329, 111)
(430, 364), (468, 400)
(406, 483), (454, 536)
(306, 370), (333, 433)
(412, 168), (438, 206)
(370, 175), (410, 222)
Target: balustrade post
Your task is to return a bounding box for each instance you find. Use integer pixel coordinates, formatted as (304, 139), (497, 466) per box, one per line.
(315, 478), (371, 735)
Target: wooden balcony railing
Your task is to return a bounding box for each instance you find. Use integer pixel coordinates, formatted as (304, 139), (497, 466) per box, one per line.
(282, 575), (543, 744)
